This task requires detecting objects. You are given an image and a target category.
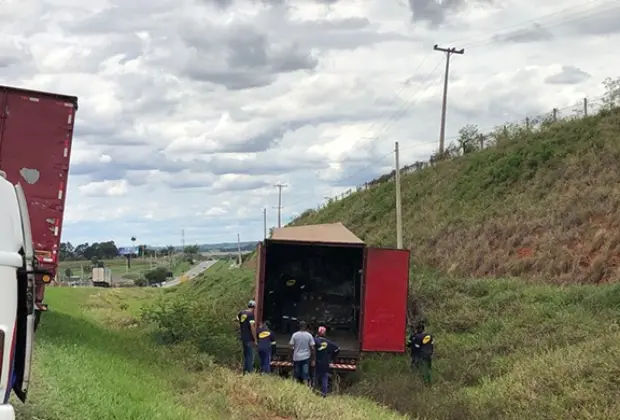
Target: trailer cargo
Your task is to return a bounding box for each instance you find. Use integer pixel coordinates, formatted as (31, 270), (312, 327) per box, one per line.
(0, 84), (78, 328)
(254, 222), (410, 373)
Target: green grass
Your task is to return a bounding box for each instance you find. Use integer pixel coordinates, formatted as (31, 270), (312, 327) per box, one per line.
(13, 277), (405, 419)
(145, 267), (620, 420)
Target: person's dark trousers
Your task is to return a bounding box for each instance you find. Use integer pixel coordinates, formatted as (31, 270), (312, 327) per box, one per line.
(315, 371), (329, 397)
(293, 359), (310, 384)
(412, 356), (432, 384)
(258, 350), (271, 374)
(242, 341), (254, 374)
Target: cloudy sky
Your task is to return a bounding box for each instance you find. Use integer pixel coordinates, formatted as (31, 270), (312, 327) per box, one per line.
(0, 0), (615, 246)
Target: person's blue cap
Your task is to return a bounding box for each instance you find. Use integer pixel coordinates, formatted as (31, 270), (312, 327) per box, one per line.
(248, 300), (256, 308)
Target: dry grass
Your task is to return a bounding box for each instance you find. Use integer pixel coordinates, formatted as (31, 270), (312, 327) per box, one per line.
(292, 107), (620, 284)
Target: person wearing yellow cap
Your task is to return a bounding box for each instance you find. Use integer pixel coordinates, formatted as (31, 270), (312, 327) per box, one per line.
(313, 325), (340, 397)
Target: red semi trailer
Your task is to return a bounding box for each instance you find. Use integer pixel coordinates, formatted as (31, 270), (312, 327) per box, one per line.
(0, 84), (78, 328)
(254, 222), (410, 373)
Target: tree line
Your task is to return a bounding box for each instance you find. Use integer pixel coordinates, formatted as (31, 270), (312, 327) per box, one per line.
(59, 241), (200, 261)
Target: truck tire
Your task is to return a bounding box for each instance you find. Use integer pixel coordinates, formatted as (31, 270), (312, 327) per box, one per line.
(34, 310), (42, 332)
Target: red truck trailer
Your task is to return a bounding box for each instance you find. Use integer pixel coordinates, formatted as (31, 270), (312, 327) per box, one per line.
(254, 222), (410, 374)
(0, 84), (78, 327)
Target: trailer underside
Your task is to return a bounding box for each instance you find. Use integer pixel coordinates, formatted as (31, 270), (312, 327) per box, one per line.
(273, 330), (359, 358)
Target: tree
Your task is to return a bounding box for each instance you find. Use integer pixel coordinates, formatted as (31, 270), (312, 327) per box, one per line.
(144, 267), (170, 286)
(64, 267), (72, 280)
(456, 124), (481, 155)
(59, 242), (75, 261)
(602, 76), (620, 109)
(184, 245), (200, 255)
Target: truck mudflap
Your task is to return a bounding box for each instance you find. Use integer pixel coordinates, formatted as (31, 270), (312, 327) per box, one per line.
(270, 361), (357, 372)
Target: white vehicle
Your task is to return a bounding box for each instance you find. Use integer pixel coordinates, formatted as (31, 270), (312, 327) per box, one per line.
(0, 171), (37, 419)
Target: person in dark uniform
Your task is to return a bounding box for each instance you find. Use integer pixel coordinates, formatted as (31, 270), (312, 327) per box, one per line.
(313, 326), (340, 397)
(256, 321), (277, 374)
(279, 273), (305, 334)
(236, 300), (257, 374)
(407, 321), (434, 385)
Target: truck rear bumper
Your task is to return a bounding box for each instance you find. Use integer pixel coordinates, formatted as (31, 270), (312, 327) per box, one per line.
(0, 404), (15, 420)
(270, 360), (357, 372)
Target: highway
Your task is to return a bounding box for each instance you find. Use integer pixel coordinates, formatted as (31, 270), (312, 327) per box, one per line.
(162, 260), (217, 288)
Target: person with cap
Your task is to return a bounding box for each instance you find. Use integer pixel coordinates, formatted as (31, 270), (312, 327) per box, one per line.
(256, 320), (277, 374)
(407, 321), (434, 385)
(237, 299), (258, 374)
(313, 326), (340, 397)
(289, 321), (315, 385)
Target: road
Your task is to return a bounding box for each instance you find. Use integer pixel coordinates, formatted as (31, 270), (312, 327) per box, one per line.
(162, 260), (217, 288)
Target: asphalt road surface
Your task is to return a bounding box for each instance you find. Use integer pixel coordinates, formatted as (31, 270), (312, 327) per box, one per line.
(162, 260), (216, 288)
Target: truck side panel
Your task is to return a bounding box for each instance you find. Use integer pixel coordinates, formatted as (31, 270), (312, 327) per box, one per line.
(0, 88), (77, 271)
(254, 242), (266, 323)
(360, 247), (410, 352)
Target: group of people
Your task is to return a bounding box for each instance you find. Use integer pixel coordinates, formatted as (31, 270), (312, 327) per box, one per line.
(236, 299), (341, 397)
(237, 299), (435, 397)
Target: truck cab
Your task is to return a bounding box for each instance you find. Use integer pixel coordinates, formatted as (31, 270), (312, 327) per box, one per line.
(0, 171), (37, 419)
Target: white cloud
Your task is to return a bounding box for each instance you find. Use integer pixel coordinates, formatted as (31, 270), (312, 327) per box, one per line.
(78, 180), (129, 197)
(1, 0), (615, 245)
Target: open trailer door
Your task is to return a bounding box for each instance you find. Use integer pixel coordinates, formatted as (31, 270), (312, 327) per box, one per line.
(361, 247), (410, 352)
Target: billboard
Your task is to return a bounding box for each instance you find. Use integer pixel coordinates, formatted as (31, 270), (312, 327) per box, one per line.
(118, 247), (138, 256)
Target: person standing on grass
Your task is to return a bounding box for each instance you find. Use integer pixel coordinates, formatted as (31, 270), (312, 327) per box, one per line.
(289, 321), (315, 385)
(257, 321), (277, 374)
(237, 299), (257, 374)
(314, 326), (340, 397)
(407, 321), (434, 385)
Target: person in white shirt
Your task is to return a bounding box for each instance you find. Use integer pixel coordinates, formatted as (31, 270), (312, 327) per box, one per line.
(289, 321), (315, 385)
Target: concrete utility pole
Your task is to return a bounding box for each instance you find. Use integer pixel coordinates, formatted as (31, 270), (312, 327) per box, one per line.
(394, 142), (403, 249)
(273, 182), (287, 228)
(237, 233), (242, 266)
(434, 44), (464, 156)
(263, 208), (267, 239)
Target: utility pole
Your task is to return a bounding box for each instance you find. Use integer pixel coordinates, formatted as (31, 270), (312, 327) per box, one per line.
(181, 229), (185, 254)
(273, 182), (287, 228)
(394, 142), (403, 249)
(237, 233), (242, 266)
(263, 208), (267, 239)
(434, 44), (464, 156)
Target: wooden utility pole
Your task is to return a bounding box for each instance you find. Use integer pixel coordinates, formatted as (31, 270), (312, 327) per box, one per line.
(434, 44), (464, 156)
(273, 182), (287, 228)
(584, 97), (588, 116)
(263, 208), (267, 239)
(394, 142), (403, 249)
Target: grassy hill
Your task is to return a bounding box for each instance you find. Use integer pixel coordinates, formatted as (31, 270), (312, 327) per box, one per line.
(292, 106), (620, 284)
